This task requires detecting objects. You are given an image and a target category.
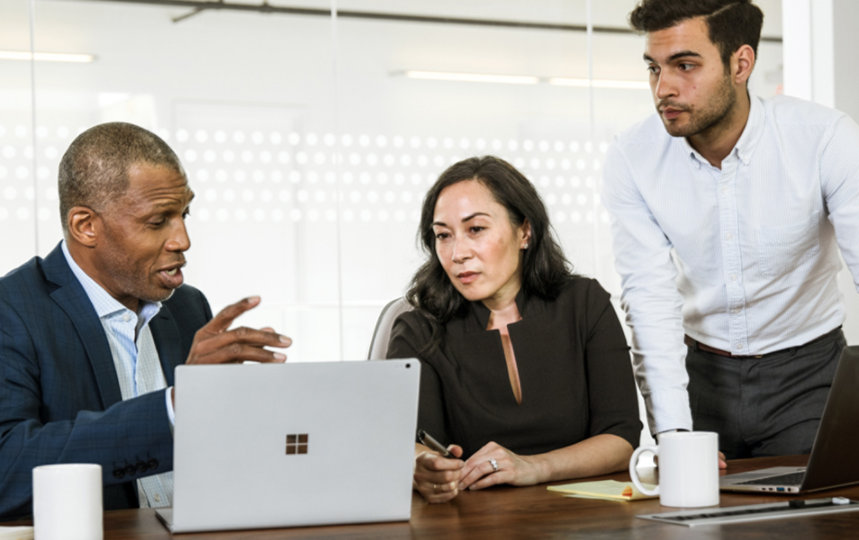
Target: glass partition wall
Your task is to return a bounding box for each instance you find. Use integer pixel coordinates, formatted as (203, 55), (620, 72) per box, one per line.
(1, 1), (783, 439)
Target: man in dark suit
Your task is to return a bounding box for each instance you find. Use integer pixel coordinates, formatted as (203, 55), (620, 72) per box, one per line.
(0, 122), (292, 519)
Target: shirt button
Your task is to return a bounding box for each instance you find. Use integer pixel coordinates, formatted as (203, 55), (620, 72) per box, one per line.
(154, 494), (162, 503)
(725, 232), (733, 241)
(729, 274), (737, 282)
(734, 342), (744, 351)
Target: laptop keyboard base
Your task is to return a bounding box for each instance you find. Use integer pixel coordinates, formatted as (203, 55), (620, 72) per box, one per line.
(737, 471), (805, 486)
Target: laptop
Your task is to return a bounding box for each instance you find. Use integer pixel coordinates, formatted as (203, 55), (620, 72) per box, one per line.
(155, 359), (420, 533)
(720, 346), (859, 494)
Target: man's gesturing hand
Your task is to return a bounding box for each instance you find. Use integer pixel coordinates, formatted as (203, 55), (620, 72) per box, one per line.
(186, 296), (292, 365)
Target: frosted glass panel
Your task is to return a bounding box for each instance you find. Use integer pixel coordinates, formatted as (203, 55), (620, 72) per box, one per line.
(0, 0), (782, 365)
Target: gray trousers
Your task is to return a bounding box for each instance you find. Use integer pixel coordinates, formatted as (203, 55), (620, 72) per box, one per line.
(686, 328), (845, 459)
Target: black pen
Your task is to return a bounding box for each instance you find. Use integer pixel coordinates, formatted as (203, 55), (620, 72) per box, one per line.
(417, 429), (453, 458)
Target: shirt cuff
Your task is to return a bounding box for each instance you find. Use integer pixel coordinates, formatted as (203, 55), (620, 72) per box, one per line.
(645, 388), (693, 435)
(165, 387), (176, 433)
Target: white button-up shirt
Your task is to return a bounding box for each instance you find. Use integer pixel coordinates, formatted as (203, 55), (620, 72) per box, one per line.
(602, 95), (859, 434)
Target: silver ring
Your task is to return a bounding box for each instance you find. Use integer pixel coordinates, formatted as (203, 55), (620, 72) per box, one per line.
(489, 458), (499, 472)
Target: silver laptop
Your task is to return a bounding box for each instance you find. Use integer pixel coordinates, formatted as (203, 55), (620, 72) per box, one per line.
(720, 346), (859, 494)
(156, 359), (420, 533)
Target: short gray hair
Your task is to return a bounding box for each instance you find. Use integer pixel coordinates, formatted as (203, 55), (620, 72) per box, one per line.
(58, 122), (185, 232)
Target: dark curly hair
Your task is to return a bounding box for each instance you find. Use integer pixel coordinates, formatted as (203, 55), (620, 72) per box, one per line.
(629, 0), (764, 67)
(406, 156), (572, 348)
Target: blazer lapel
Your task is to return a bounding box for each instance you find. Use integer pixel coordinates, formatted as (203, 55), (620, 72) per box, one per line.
(42, 244), (123, 407)
(150, 309), (183, 387)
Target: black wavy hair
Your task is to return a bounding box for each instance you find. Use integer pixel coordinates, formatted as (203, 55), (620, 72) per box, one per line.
(406, 155), (572, 349)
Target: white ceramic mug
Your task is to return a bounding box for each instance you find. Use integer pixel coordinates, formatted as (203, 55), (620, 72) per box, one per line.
(32, 463), (103, 540)
(628, 431), (719, 507)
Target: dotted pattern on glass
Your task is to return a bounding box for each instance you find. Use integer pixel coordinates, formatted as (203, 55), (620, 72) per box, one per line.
(0, 126), (610, 226)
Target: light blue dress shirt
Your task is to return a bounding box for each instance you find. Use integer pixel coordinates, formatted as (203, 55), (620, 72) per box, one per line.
(602, 95), (859, 434)
(61, 241), (174, 507)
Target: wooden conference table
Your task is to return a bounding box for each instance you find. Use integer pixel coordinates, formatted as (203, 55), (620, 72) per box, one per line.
(7, 455), (859, 538)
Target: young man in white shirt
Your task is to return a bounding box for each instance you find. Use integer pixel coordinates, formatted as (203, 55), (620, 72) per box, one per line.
(602, 0), (859, 458)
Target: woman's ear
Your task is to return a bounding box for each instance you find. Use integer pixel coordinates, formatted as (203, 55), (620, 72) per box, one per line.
(520, 219), (532, 250)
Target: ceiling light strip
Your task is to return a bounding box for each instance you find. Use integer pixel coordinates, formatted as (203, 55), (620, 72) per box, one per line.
(400, 70), (647, 89)
(0, 50), (95, 63)
(404, 70), (539, 85)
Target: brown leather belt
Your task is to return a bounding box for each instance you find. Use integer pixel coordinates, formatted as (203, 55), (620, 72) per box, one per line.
(684, 326), (842, 359)
(684, 335), (759, 358)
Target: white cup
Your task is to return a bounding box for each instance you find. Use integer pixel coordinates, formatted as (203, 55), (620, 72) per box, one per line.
(628, 431), (719, 507)
(32, 463), (103, 540)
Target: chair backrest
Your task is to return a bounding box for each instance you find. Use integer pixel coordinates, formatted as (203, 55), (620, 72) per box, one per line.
(367, 297), (413, 360)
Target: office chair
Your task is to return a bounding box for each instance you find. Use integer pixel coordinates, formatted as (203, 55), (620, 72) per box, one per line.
(367, 297), (412, 359)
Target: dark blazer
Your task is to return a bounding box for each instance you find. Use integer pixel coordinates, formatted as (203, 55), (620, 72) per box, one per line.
(0, 242), (212, 520)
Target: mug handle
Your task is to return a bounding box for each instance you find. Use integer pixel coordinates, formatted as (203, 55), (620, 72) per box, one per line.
(628, 446), (660, 497)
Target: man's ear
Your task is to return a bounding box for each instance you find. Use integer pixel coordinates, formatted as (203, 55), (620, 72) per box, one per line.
(732, 44), (756, 86)
(67, 206), (99, 248)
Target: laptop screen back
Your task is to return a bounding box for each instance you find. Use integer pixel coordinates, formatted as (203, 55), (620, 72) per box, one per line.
(802, 346), (859, 491)
(170, 360), (420, 533)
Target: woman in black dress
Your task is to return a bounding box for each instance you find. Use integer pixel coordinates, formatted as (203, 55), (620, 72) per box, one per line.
(388, 156), (641, 503)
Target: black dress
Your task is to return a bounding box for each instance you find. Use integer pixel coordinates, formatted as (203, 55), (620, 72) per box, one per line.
(387, 276), (641, 457)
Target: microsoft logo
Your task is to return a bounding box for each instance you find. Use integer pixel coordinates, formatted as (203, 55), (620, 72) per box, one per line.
(285, 433), (309, 455)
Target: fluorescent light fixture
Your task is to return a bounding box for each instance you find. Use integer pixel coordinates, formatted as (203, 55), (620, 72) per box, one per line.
(0, 50), (95, 63)
(549, 77), (649, 90)
(398, 69), (648, 90)
(403, 70), (539, 85)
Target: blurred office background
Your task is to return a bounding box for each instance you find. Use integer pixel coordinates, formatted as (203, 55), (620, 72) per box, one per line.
(2, 0), (857, 438)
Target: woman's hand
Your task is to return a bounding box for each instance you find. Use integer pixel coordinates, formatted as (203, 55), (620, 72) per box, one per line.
(459, 441), (544, 491)
(413, 444), (465, 503)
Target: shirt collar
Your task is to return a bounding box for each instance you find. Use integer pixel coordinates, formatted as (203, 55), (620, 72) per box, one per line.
(61, 240), (162, 325)
(733, 94), (764, 165)
(682, 93), (764, 168)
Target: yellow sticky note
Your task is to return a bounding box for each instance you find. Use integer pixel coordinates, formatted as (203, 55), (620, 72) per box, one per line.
(0, 526), (34, 540)
(547, 480), (657, 501)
